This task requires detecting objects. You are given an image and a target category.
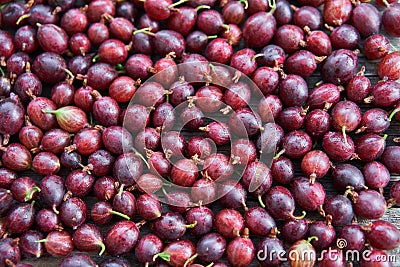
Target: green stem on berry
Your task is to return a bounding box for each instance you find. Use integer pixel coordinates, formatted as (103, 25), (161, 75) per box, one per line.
(258, 194), (266, 208)
(109, 210), (131, 220)
(153, 252), (170, 262)
(183, 254), (198, 267)
(92, 54), (99, 62)
(168, 0), (188, 8)
(239, 0), (248, 9)
(268, 0), (277, 14)
(207, 35), (218, 39)
(196, 5), (210, 12)
(135, 151), (150, 169)
(98, 241), (106, 256)
(388, 108), (400, 121)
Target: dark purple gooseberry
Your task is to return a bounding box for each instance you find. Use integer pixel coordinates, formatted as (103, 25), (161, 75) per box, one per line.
(91, 201), (129, 225)
(199, 122), (230, 147)
(35, 208), (61, 233)
(305, 109), (332, 140)
(105, 221), (139, 256)
(186, 206), (214, 236)
(122, 104), (151, 134)
(0, 76), (11, 98)
(301, 150), (330, 181)
(252, 67), (280, 97)
(331, 100), (362, 138)
(281, 130), (312, 159)
(10, 176), (39, 203)
(171, 158), (198, 187)
(245, 207), (276, 236)
(60, 8), (88, 35)
(154, 212), (196, 241)
(323, 0), (352, 26)
(161, 131), (186, 159)
(258, 230), (286, 267)
(0, 238), (21, 266)
(322, 131), (355, 162)
(88, 150), (115, 177)
(65, 169), (95, 197)
(41, 230), (74, 257)
(72, 224), (105, 255)
(148, 151), (171, 178)
(185, 31), (211, 53)
(284, 50), (320, 78)
(353, 189), (387, 219)
(195, 85), (224, 114)
(186, 136), (212, 160)
(257, 95), (282, 121)
(241, 161), (272, 205)
(366, 80), (400, 108)
(203, 153), (234, 181)
(346, 72), (371, 104)
(293, 6), (322, 30)
(154, 239), (196, 267)
(303, 28), (332, 56)
(135, 234), (163, 266)
(231, 139), (257, 165)
(93, 176), (117, 201)
(87, 23), (110, 46)
(281, 219), (309, 244)
(70, 127), (102, 156)
(196, 9), (229, 35)
(19, 230), (44, 259)
(109, 76), (137, 103)
(277, 106), (305, 131)
(32, 52), (69, 84)
(107, 17), (135, 44)
(191, 178), (217, 204)
(308, 219), (336, 251)
(338, 224), (365, 252)
(69, 33), (91, 56)
(86, 0), (115, 22)
(363, 161), (390, 192)
(264, 186), (306, 220)
(74, 85), (95, 112)
(116, 2), (138, 22)
(24, 4), (59, 26)
(255, 44), (286, 67)
(97, 39), (128, 65)
(381, 146), (400, 174)
(2, 2), (28, 29)
(364, 220), (400, 250)
(215, 209), (244, 239)
(124, 53), (153, 81)
(36, 23), (68, 55)
(218, 179), (248, 210)
(226, 229), (255, 267)
(324, 195), (353, 226)
(205, 38), (233, 64)
(0, 168), (18, 189)
(60, 197), (87, 229)
(271, 156), (295, 185)
(136, 173), (163, 194)
(222, 0), (246, 24)
(274, 0), (293, 26)
(318, 248), (345, 267)
(39, 175), (65, 213)
(355, 133), (387, 162)
(7, 52), (30, 77)
(257, 122), (284, 155)
(230, 48), (258, 77)
(0, 93), (25, 136)
(86, 63), (118, 91)
(197, 233), (226, 263)
(321, 49), (359, 85)
(0, 30), (15, 62)
(351, 3), (380, 37)
(180, 106), (205, 130)
(99, 257), (131, 267)
(0, 189), (13, 217)
(274, 25), (304, 54)
(27, 97), (58, 131)
(382, 3), (400, 37)
(278, 74), (308, 107)
(102, 126), (133, 155)
(113, 152), (144, 187)
(363, 34), (390, 60)
(59, 253), (96, 267)
(113, 190), (136, 218)
(307, 84), (340, 111)
(152, 102), (175, 132)
(242, 10), (277, 49)
(136, 194), (162, 221)
(330, 24), (361, 50)
(292, 177), (326, 212)
(60, 151), (82, 170)
(332, 163), (366, 192)
(51, 81), (75, 108)
(1, 143), (32, 171)
(92, 93), (120, 127)
(40, 128), (70, 154)
(18, 123), (43, 152)
(6, 202), (35, 234)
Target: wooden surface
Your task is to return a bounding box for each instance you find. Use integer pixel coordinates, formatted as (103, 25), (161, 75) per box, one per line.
(6, 1), (400, 267)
